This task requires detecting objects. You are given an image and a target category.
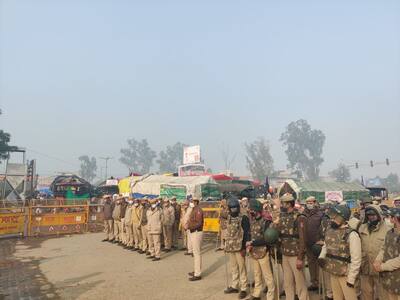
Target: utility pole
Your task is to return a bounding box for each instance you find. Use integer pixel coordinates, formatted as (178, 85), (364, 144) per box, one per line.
(99, 157), (113, 180)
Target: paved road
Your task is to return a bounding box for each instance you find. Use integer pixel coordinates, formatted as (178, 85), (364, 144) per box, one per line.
(0, 233), (321, 300)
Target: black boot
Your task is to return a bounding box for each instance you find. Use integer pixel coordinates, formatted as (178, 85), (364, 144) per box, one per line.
(238, 291), (247, 299)
(224, 287), (239, 294)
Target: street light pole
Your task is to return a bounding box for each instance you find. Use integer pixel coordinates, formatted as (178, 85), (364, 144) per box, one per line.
(99, 157), (113, 180)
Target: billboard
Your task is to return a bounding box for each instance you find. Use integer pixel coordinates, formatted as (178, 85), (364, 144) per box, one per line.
(183, 145), (201, 165)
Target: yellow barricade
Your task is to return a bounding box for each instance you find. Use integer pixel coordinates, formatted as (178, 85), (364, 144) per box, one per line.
(202, 207), (221, 233)
(0, 208), (26, 236)
(29, 204), (88, 236)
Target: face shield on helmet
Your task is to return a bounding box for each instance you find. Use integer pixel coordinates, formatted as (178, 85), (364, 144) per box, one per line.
(227, 197), (240, 217)
(329, 204), (350, 228)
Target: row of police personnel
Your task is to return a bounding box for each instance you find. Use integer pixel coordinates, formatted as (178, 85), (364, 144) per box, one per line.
(102, 194), (205, 281)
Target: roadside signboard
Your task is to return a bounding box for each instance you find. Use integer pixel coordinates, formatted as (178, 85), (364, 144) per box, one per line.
(183, 145), (201, 165)
(325, 191), (344, 202)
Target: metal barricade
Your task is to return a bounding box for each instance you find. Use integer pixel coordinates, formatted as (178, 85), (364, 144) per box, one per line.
(28, 204), (89, 236)
(200, 202), (221, 233)
(87, 203), (105, 232)
(0, 207), (28, 238)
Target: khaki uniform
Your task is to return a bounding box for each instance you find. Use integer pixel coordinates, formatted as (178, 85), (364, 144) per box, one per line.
(104, 219), (114, 240)
(162, 204), (175, 250)
(183, 206), (193, 254)
(225, 214), (247, 292)
(188, 205), (204, 277)
(180, 206), (189, 249)
(277, 211), (309, 300)
(124, 204), (134, 247)
(132, 204), (143, 249)
(112, 203), (122, 242)
(119, 202), (128, 244)
(375, 227), (400, 300)
(140, 205), (149, 252)
(147, 207), (163, 258)
(319, 225), (362, 300)
(172, 203), (181, 248)
(359, 205), (391, 300)
(103, 200), (114, 240)
(249, 217), (275, 300)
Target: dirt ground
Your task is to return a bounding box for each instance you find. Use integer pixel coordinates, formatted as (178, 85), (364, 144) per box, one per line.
(0, 233), (321, 300)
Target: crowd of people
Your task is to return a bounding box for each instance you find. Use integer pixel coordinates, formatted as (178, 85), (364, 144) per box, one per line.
(101, 193), (400, 300)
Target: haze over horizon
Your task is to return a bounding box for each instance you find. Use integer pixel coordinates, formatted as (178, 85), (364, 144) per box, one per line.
(1, 1), (399, 181)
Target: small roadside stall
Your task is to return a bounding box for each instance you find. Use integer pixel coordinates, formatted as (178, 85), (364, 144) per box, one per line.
(278, 179), (370, 210)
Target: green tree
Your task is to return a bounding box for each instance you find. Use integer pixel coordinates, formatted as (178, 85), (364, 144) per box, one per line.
(382, 173), (400, 193)
(78, 155), (97, 182)
(280, 119), (326, 180)
(157, 142), (186, 173)
(245, 137), (274, 181)
(120, 138), (156, 174)
(329, 163), (351, 182)
(0, 110), (17, 162)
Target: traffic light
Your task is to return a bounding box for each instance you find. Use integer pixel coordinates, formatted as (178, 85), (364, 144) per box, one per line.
(355, 162), (359, 169)
(370, 160), (374, 167)
(386, 158), (390, 166)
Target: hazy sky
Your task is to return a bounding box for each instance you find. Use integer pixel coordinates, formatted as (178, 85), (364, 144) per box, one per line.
(1, 0), (399, 181)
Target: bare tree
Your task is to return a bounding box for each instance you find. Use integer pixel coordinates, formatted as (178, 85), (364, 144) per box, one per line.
(221, 144), (236, 171)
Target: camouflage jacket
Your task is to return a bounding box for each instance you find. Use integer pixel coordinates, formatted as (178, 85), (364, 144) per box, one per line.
(320, 224), (362, 284)
(225, 215), (244, 252)
(250, 217), (268, 259)
(378, 228), (400, 295)
(219, 207), (229, 230)
(277, 211), (306, 259)
(224, 214), (251, 252)
(324, 227), (353, 276)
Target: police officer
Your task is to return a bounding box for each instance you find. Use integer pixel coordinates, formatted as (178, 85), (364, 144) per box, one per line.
(358, 197), (373, 223)
(217, 199), (229, 251)
(187, 198), (204, 281)
(303, 196), (323, 292)
(124, 198), (134, 249)
(112, 196), (122, 243)
(132, 198), (143, 251)
(162, 198), (175, 252)
(318, 204), (361, 300)
(102, 195), (115, 242)
(246, 199), (276, 300)
(170, 197), (181, 249)
(318, 203), (334, 300)
(359, 205), (391, 300)
(140, 198), (149, 255)
(223, 196), (250, 299)
(146, 198), (163, 261)
(275, 193), (309, 300)
(373, 207), (400, 300)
